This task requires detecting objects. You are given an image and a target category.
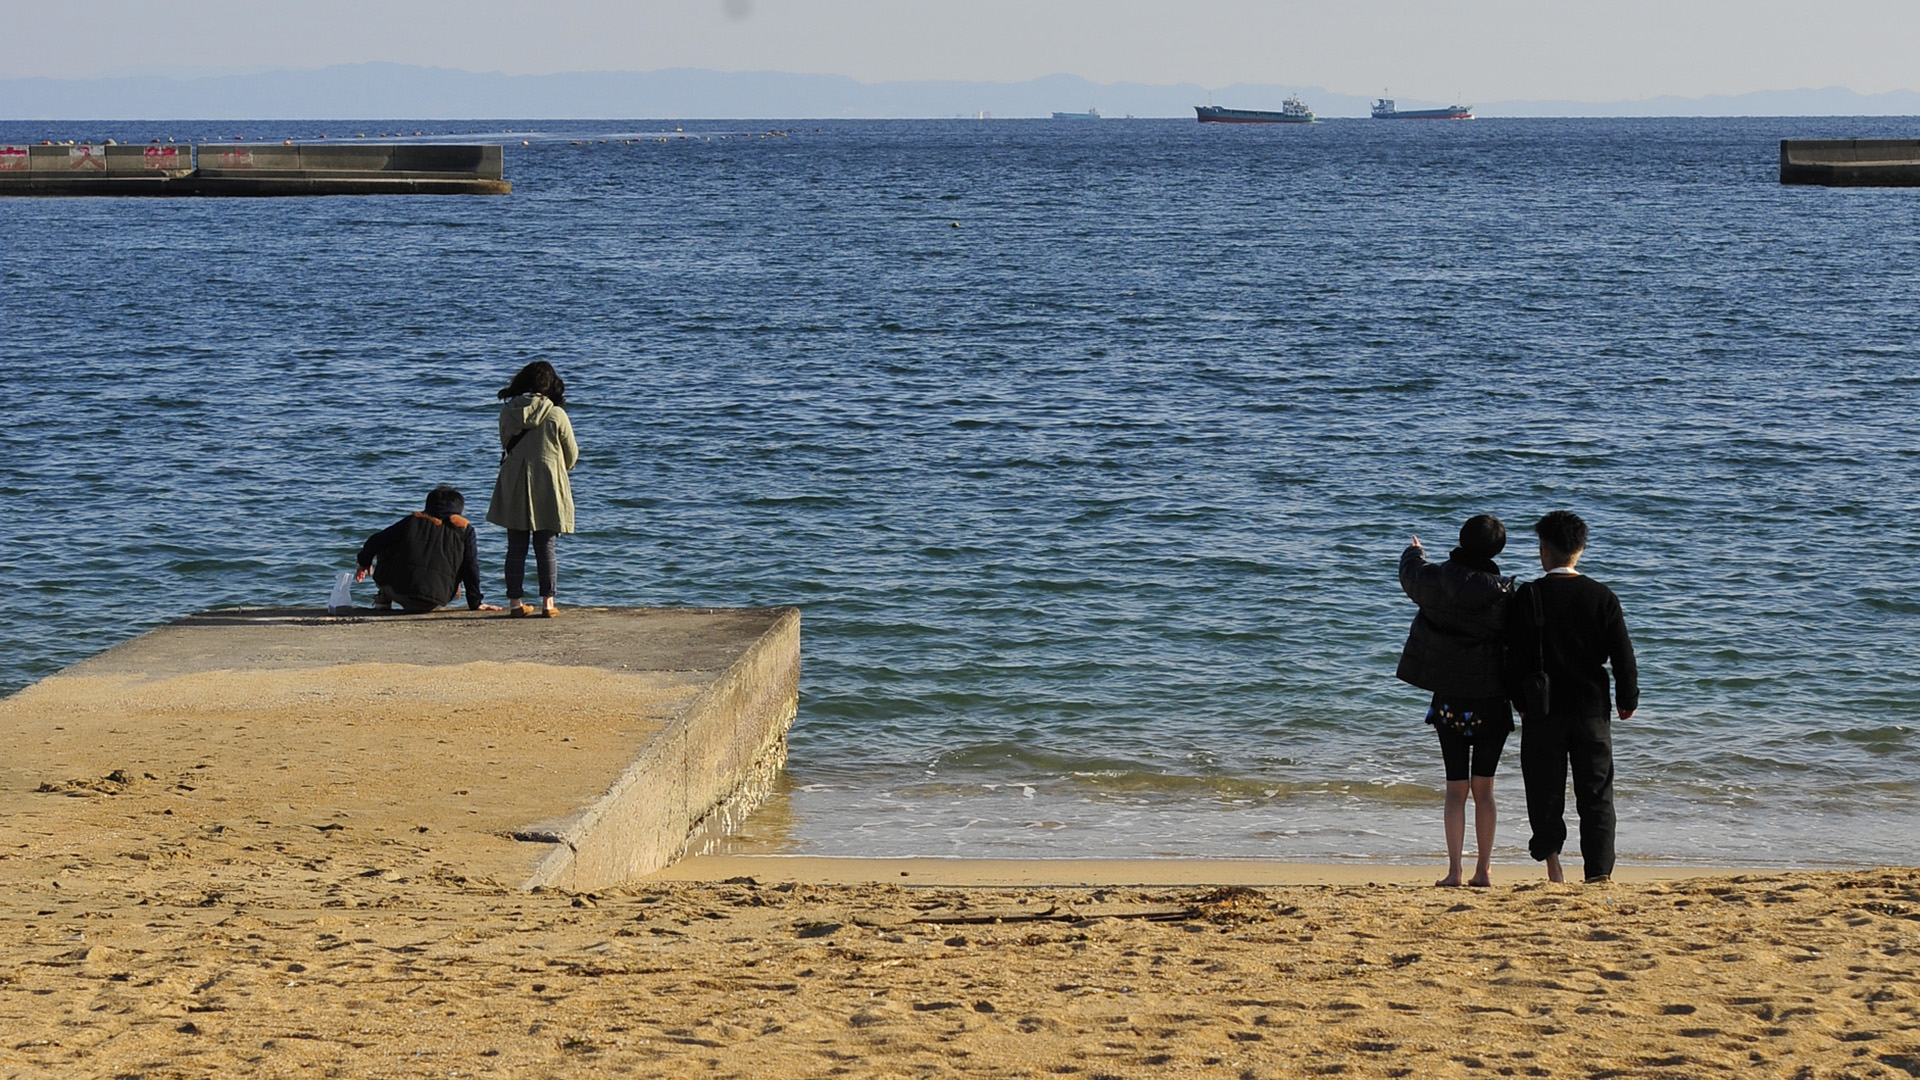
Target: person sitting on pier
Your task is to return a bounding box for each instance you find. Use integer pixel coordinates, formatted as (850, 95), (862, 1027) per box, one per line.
(355, 486), (501, 614)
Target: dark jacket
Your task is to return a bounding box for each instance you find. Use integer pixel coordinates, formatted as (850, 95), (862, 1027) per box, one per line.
(1507, 573), (1638, 720)
(356, 512), (484, 611)
(1396, 545), (1514, 699)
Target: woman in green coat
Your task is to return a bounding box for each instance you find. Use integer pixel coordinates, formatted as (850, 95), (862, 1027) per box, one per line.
(486, 361), (579, 617)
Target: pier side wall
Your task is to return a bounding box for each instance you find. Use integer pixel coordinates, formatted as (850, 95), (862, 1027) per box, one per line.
(524, 608), (801, 892)
(1781, 139), (1920, 186)
(0, 143), (507, 195)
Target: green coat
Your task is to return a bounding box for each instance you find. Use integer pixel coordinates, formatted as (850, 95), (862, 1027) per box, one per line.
(486, 394), (578, 533)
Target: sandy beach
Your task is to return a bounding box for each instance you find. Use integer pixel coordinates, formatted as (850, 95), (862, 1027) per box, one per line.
(5, 628), (1919, 1078)
(4, 796), (1919, 1080)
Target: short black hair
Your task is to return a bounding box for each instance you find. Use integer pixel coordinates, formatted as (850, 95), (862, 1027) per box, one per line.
(1458, 514), (1506, 560)
(1534, 510), (1589, 561)
(425, 485), (465, 518)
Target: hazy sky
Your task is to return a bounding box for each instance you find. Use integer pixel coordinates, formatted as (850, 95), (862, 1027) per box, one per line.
(5, 0), (1914, 101)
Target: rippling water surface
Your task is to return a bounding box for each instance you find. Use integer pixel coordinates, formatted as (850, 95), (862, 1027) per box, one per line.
(4, 116), (1918, 867)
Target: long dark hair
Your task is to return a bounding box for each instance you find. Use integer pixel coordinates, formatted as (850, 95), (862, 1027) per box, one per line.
(498, 361), (567, 407)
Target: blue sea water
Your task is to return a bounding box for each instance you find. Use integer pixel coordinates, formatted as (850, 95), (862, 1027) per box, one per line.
(3, 116), (1919, 869)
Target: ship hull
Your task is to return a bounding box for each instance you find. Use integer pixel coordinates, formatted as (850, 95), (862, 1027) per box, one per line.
(1195, 106), (1314, 124)
(1371, 107), (1474, 120)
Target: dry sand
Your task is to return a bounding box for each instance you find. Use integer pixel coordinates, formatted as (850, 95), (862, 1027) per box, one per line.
(5, 666), (1920, 1077)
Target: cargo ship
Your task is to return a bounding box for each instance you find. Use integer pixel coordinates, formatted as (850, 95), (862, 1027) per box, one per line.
(1051, 109), (1101, 120)
(1371, 98), (1473, 120)
(1194, 97), (1315, 124)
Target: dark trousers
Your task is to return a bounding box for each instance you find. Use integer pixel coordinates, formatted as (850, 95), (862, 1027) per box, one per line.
(374, 583), (443, 614)
(505, 529), (558, 599)
(1520, 713), (1616, 880)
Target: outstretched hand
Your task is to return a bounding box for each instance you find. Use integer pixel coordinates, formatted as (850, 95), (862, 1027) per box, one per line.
(354, 566), (369, 583)
(1410, 535), (1422, 548)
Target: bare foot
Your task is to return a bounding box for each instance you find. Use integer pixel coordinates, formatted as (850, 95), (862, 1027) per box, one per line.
(1546, 854), (1565, 883)
(1467, 872), (1491, 888)
(1435, 873), (1462, 887)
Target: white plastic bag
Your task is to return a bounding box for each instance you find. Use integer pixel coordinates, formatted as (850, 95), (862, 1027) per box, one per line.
(328, 570), (355, 615)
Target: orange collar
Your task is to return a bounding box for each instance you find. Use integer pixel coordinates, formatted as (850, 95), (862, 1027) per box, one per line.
(413, 511), (469, 528)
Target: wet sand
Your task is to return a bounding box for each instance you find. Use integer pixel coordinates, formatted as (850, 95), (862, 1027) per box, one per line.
(652, 855), (1775, 887)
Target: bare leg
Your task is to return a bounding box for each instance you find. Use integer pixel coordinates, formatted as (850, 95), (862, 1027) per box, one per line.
(1437, 780), (1468, 886)
(1546, 852), (1565, 883)
(1468, 775), (1496, 887)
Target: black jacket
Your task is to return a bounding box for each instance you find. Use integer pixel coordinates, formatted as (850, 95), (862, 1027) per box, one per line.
(1507, 573), (1638, 720)
(1396, 545), (1514, 699)
(356, 512), (483, 610)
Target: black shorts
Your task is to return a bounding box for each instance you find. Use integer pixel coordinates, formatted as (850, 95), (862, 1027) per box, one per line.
(1429, 695), (1514, 782)
(1437, 724), (1510, 782)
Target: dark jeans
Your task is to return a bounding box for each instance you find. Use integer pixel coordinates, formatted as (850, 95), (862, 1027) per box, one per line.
(505, 529), (558, 600)
(374, 583), (443, 614)
(1520, 713), (1616, 880)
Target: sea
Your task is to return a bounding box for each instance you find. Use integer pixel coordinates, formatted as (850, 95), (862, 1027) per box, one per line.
(3, 116), (1918, 870)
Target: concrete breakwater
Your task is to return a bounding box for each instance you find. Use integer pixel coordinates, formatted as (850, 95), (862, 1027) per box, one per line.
(1780, 139), (1920, 186)
(0, 142), (509, 196)
(0, 606), (798, 890)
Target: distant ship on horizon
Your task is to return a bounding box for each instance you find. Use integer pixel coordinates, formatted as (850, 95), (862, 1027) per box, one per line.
(1195, 96), (1316, 124)
(1371, 98), (1474, 120)
(1051, 109), (1102, 120)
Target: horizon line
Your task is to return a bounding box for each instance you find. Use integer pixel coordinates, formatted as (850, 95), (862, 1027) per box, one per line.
(3, 63), (1917, 109)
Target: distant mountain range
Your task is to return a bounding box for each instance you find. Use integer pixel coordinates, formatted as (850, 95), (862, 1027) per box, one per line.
(3, 64), (1918, 121)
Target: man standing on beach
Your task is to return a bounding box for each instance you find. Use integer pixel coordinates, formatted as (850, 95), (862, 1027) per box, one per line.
(1511, 511), (1638, 884)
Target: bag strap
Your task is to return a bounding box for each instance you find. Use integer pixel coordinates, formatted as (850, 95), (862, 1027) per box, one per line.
(1529, 580), (1547, 671)
(500, 427), (532, 462)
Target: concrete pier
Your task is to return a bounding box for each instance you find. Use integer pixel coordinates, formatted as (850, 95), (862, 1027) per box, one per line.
(0, 143), (509, 196)
(1780, 139), (1920, 186)
(0, 606), (798, 891)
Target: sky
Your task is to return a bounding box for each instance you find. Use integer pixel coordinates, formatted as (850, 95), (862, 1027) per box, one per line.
(4, 0), (1916, 103)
